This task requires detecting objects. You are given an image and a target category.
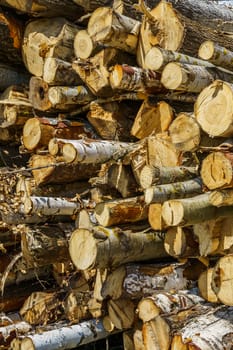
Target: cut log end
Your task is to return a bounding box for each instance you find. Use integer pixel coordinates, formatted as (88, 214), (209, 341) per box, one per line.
(29, 77), (50, 111)
(198, 268), (219, 303)
(161, 62), (184, 90)
(164, 227), (187, 258)
(144, 47), (164, 71)
(162, 201), (184, 227)
(198, 40), (215, 61)
(109, 65), (123, 90)
(62, 143), (77, 163)
(212, 254), (233, 306)
(88, 7), (112, 41)
(69, 229), (97, 271)
(21, 337), (34, 350)
(138, 299), (160, 323)
(22, 118), (41, 151)
(74, 30), (95, 60)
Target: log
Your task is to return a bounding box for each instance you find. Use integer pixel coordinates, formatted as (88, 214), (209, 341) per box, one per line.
(94, 196), (148, 227)
(74, 30), (104, 60)
(144, 46), (214, 71)
(201, 151), (233, 190)
(139, 165), (198, 189)
(110, 65), (165, 94)
(199, 41), (233, 72)
(30, 154), (100, 185)
(138, 290), (204, 323)
(20, 319), (111, 350)
(101, 263), (188, 300)
(161, 62), (233, 93)
(0, 64), (29, 91)
(87, 7), (141, 54)
(72, 48), (136, 97)
(198, 268), (219, 303)
(212, 254), (233, 306)
(60, 138), (134, 164)
(194, 80), (233, 137)
(131, 99), (174, 139)
(0, 0), (84, 20)
(22, 117), (96, 152)
(29, 77), (93, 111)
(107, 297), (136, 329)
(107, 163), (140, 198)
(133, 329), (145, 350)
(87, 100), (135, 142)
(113, 0), (143, 21)
(162, 193), (233, 227)
(43, 58), (83, 86)
(142, 316), (170, 350)
(69, 226), (167, 270)
(210, 189), (233, 207)
(64, 291), (92, 323)
(137, 1), (233, 67)
(22, 18), (80, 76)
(21, 223), (75, 267)
(171, 305), (233, 349)
(72, 0), (112, 13)
(0, 320), (31, 348)
(144, 177), (203, 205)
(164, 227), (199, 258)
(148, 203), (168, 230)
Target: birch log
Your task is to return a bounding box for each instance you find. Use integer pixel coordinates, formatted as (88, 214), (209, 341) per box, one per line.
(94, 196), (148, 227)
(20, 319), (111, 350)
(43, 58), (83, 85)
(144, 177), (203, 205)
(69, 226), (167, 270)
(60, 138), (134, 164)
(145, 46), (214, 71)
(87, 7), (141, 54)
(194, 80), (233, 137)
(0, 321), (31, 348)
(199, 41), (233, 71)
(161, 62), (233, 93)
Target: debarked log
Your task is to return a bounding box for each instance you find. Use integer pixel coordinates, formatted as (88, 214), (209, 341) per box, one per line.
(144, 177), (203, 205)
(21, 223), (75, 267)
(19, 318), (112, 350)
(69, 226), (168, 270)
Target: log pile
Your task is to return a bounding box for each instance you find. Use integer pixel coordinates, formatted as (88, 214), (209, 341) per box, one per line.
(0, 0), (233, 349)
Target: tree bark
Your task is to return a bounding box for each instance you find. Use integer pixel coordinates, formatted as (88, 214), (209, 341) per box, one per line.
(199, 40), (233, 71)
(69, 226), (167, 270)
(110, 64), (165, 94)
(22, 18), (80, 76)
(195, 80), (233, 137)
(21, 223), (75, 267)
(94, 196), (148, 227)
(0, 64), (30, 91)
(131, 99), (174, 139)
(144, 177), (203, 205)
(88, 7), (141, 54)
(0, 320), (31, 348)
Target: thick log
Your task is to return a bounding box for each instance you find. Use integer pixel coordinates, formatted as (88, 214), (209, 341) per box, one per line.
(198, 268), (219, 303)
(20, 319), (111, 350)
(162, 193), (233, 227)
(88, 7), (141, 54)
(140, 165), (198, 189)
(94, 196), (148, 227)
(195, 80), (233, 137)
(144, 177), (203, 205)
(110, 65), (165, 94)
(43, 58), (82, 86)
(131, 99), (174, 139)
(101, 263), (188, 300)
(201, 152), (233, 190)
(161, 62), (233, 93)
(29, 77), (93, 111)
(21, 223), (75, 267)
(164, 227), (199, 258)
(30, 154), (100, 185)
(137, 1), (233, 67)
(145, 46), (214, 71)
(22, 117), (96, 152)
(0, 0), (84, 20)
(108, 297), (136, 330)
(171, 305), (233, 349)
(22, 18), (80, 76)
(138, 290), (204, 323)
(199, 41), (233, 72)
(60, 138), (134, 164)
(69, 226), (167, 270)
(87, 101), (136, 142)
(212, 255), (233, 306)
(72, 48), (136, 97)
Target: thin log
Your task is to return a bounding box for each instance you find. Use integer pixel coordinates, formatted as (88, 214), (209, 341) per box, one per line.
(20, 318), (111, 350)
(43, 58), (83, 85)
(164, 227), (199, 258)
(21, 223), (75, 267)
(139, 165), (198, 189)
(145, 46), (214, 71)
(94, 196), (148, 227)
(144, 177), (203, 205)
(88, 7), (141, 54)
(69, 226), (167, 270)
(199, 40), (233, 72)
(110, 64), (165, 94)
(161, 62), (233, 93)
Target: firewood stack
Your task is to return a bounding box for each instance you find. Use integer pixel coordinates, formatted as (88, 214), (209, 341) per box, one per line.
(0, 0), (233, 349)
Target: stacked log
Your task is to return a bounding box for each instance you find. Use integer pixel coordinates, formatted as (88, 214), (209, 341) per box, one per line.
(0, 1), (233, 349)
